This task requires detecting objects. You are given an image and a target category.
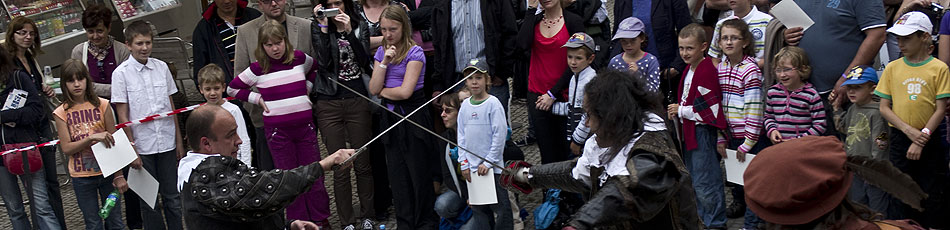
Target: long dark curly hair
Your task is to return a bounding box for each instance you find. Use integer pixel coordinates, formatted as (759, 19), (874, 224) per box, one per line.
(582, 70), (662, 154)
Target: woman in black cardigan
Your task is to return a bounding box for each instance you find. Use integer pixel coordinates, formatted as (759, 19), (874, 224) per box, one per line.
(517, 0), (584, 164)
(309, 1), (377, 228)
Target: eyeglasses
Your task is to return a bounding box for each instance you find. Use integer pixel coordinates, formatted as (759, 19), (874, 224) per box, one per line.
(774, 67), (798, 74)
(14, 30), (37, 38)
(259, 0), (284, 4)
(720, 36), (743, 42)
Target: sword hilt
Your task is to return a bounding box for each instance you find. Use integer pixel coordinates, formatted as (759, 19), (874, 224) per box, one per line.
(331, 146), (368, 171)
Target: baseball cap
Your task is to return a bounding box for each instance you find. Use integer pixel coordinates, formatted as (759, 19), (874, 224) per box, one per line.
(840, 65), (879, 86)
(462, 58), (488, 74)
(888, 11), (933, 36)
(612, 17), (645, 41)
(562, 32), (596, 51)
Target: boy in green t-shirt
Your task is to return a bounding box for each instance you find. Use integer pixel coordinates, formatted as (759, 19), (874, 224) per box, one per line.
(876, 12), (950, 228)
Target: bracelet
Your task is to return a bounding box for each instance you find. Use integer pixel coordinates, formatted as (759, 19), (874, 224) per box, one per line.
(922, 128), (932, 135)
(546, 91), (555, 99)
(317, 24), (327, 28)
(378, 64), (388, 69)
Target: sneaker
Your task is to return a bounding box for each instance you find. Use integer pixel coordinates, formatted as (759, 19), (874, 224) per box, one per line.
(362, 219), (375, 230)
(343, 225), (356, 230)
(513, 135), (536, 147)
(726, 202), (746, 219)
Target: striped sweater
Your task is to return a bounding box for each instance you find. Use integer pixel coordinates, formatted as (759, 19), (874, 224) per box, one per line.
(717, 55), (763, 153)
(763, 82), (826, 140)
(228, 50), (316, 128)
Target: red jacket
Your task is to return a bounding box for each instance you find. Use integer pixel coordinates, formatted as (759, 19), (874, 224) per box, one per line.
(676, 57), (727, 151)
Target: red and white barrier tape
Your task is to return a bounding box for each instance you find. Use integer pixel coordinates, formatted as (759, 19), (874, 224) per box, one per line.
(1, 97), (235, 156)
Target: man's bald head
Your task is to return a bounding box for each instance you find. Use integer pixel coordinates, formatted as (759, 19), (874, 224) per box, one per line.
(186, 105), (241, 157)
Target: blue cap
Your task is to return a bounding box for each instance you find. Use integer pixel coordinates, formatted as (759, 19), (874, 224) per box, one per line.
(840, 65), (878, 86)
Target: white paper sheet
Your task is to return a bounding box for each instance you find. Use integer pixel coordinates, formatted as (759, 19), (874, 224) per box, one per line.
(466, 171), (498, 205)
(724, 149), (756, 186)
(2, 89), (28, 111)
(91, 131), (138, 177)
(129, 167), (159, 209)
(771, 0), (815, 31)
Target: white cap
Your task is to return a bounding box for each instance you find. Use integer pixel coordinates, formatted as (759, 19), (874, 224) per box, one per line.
(887, 11), (933, 36)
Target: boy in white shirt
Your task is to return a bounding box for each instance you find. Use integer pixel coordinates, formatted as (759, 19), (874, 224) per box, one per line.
(111, 20), (184, 230)
(196, 64), (251, 166)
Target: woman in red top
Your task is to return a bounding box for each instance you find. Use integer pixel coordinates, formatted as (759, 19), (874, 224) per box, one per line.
(516, 0), (585, 163)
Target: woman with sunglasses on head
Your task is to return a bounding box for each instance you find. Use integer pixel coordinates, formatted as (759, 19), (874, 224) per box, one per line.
(70, 4), (131, 99)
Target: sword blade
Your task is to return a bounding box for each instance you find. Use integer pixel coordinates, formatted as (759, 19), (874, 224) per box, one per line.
(329, 72), (506, 171)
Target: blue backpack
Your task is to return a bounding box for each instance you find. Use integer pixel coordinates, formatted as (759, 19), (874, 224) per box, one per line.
(534, 189), (562, 229)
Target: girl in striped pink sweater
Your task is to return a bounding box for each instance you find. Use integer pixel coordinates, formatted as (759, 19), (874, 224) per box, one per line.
(763, 47), (826, 144)
(226, 20), (330, 224)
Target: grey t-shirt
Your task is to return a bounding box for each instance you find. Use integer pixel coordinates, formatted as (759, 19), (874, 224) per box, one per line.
(838, 102), (887, 160)
(796, 0), (886, 93)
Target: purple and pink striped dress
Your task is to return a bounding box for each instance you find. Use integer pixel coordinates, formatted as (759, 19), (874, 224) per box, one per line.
(228, 50), (316, 128)
(763, 82), (826, 140)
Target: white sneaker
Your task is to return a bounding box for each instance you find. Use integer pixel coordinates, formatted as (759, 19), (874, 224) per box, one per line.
(362, 219), (375, 230)
(343, 224), (356, 230)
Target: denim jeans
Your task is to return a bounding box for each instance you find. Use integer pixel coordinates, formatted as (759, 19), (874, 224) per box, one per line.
(488, 80), (510, 116)
(140, 150), (183, 230)
(683, 125), (727, 228)
(727, 138), (764, 229)
(0, 164), (60, 230)
(470, 174), (513, 230)
(434, 191), (477, 230)
(849, 173), (899, 219)
(73, 175), (124, 230)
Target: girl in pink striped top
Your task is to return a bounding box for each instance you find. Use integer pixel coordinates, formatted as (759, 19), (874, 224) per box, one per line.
(764, 47), (826, 144)
(227, 20), (331, 224)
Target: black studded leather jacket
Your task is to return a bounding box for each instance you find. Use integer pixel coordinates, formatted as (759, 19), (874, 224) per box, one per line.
(181, 156), (325, 230)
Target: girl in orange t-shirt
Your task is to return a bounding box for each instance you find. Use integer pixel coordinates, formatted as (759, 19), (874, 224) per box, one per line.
(52, 59), (130, 229)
